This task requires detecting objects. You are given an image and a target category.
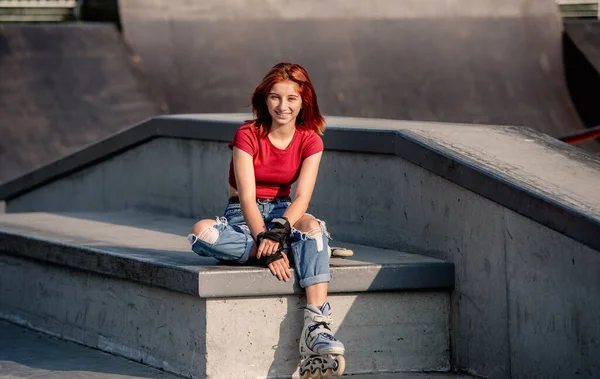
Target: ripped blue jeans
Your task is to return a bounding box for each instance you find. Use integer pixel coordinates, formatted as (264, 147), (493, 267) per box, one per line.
(188, 198), (332, 288)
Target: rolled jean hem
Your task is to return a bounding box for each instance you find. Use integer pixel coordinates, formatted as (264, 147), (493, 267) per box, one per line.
(237, 239), (254, 264)
(299, 273), (331, 288)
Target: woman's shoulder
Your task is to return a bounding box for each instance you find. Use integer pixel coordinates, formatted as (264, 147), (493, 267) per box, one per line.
(297, 127), (322, 142)
(230, 122), (260, 152)
(296, 127), (324, 156)
(237, 122), (257, 133)
(297, 126), (319, 136)
(234, 122), (260, 139)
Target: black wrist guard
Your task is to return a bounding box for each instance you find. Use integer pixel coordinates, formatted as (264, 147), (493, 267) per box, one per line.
(257, 217), (291, 245)
(256, 231), (287, 252)
(266, 217), (291, 240)
(257, 217), (291, 268)
(269, 217), (291, 231)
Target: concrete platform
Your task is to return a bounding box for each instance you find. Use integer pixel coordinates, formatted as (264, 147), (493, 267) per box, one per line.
(2, 115), (599, 378)
(0, 211), (453, 378)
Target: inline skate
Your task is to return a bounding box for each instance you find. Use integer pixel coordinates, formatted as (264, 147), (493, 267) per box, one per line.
(298, 302), (345, 379)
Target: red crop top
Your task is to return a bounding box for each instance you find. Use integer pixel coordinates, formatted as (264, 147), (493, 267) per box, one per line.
(228, 123), (324, 198)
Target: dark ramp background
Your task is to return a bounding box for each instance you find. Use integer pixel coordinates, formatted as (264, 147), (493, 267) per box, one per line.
(118, 0), (586, 139)
(564, 20), (600, 130)
(2, 0), (599, 185)
(0, 24), (164, 184)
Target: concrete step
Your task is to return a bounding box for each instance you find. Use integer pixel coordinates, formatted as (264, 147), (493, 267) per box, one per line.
(0, 211), (455, 379)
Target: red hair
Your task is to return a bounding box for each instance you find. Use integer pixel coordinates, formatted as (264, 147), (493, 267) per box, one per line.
(248, 62), (325, 137)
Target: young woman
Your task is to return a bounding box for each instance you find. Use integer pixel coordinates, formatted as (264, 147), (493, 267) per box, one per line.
(188, 62), (345, 378)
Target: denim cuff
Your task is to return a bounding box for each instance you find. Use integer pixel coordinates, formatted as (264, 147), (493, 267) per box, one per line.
(299, 273), (331, 288)
(237, 235), (255, 264)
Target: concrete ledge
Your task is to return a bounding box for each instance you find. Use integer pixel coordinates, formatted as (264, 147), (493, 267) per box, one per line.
(0, 211), (454, 298)
(0, 211), (453, 377)
(1, 114), (598, 253)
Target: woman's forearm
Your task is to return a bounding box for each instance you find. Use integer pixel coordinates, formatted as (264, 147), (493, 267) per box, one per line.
(283, 194), (311, 227)
(241, 201), (267, 240)
(283, 152), (322, 227)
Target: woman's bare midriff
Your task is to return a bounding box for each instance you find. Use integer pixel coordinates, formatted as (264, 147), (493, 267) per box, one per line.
(229, 186), (239, 197)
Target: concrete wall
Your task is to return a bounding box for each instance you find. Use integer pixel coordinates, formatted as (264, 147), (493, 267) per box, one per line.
(205, 294), (449, 378)
(116, 0), (590, 144)
(6, 135), (600, 378)
(6, 138), (229, 217)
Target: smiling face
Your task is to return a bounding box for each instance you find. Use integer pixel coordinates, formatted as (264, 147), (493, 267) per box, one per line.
(266, 80), (303, 128)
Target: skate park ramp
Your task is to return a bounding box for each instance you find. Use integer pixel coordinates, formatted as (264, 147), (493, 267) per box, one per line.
(118, 0), (591, 145)
(563, 20), (600, 129)
(0, 24), (164, 184)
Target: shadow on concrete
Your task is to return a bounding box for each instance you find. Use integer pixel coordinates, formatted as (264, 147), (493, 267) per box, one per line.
(91, 245), (218, 268)
(56, 211), (196, 239)
(267, 296), (305, 378)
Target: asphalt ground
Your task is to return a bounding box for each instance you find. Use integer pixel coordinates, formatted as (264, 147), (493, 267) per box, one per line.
(0, 320), (178, 379)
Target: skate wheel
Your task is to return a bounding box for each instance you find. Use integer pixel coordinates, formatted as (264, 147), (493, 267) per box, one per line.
(333, 355), (345, 376)
(330, 247), (354, 258)
(301, 367), (322, 379)
(322, 368), (334, 378)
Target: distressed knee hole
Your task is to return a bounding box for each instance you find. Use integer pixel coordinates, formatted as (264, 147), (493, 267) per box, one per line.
(306, 226), (322, 238)
(307, 226), (324, 252)
(189, 219), (220, 245)
(293, 216), (332, 253)
(197, 226), (219, 245)
(304, 214), (331, 238)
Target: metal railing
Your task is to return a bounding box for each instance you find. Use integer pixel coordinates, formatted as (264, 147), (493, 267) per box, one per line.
(0, 0), (76, 7)
(557, 0), (600, 18)
(558, 125), (600, 155)
(0, 0), (77, 22)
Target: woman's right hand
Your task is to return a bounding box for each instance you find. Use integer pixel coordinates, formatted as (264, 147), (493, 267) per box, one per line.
(268, 251), (292, 281)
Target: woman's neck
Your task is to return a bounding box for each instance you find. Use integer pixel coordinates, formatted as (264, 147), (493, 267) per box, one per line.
(268, 121), (296, 150)
(269, 121), (296, 137)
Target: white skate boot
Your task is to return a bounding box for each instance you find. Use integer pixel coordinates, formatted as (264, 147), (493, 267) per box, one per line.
(299, 302), (345, 379)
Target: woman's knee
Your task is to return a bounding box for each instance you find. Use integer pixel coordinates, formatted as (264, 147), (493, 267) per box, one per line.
(191, 219), (219, 244)
(294, 214), (321, 236)
(293, 214), (330, 253)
